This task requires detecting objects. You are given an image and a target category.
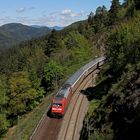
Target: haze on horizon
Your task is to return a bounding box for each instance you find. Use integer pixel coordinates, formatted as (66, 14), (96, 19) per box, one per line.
(0, 0), (124, 27)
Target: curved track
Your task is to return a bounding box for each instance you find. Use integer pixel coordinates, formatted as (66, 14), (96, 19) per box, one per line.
(58, 70), (98, 140)
(30, 114), (62, 140)
(31, 69), (99, 140)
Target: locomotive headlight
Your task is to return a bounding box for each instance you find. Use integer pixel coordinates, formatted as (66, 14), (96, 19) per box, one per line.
(52, 108), (56, 110)
(52, 108), (62, 111)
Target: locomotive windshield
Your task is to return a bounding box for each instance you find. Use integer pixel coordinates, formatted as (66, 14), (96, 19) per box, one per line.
(53, 103), (62, 106)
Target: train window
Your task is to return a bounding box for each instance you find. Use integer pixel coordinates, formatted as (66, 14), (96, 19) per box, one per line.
(53, 103), (62, 106)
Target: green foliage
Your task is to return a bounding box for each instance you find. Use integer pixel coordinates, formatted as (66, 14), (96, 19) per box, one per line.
(93, 6), (108, 33)
(109, 0), (120, 24)
(87, 6), (108, 34)
(106, 16), (140, 74)
(0, 75), (9, 137)
(0, 23), (50, 51)
(8, 71), (37, 116)
(125, 0), (136, 17)
(1, 0), (140, 139)
(45, 29), (59, 56)
(29, 70), (45, 102)
(0, 44), (46, 76)
(87, 100), (101, 117)
(44, 60), (64, 89)
(61, 31), (97, 74)
(0, 75), (8, 107)
(4, 28), (98, 139)
(82, 11), (140, 140)
(88, 12), (94, 25)
(0, 114), (9, 137)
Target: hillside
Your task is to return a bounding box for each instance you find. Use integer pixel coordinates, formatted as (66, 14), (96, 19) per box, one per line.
(0, 23), (51, 50)
(80, 0), (140, 140)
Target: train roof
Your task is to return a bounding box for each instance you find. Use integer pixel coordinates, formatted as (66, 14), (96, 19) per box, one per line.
(54, 83), (71, 101)
(66, 56), (105, 86)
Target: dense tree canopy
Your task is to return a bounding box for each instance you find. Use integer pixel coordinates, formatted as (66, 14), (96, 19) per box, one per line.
(109, 0), (120, 24)
(0, 75), (9, 136)
(1, 0), (140, 139)
(80, 2), (140, 139)
(8, 71), (37, 116)
(44, 61), (64, 90)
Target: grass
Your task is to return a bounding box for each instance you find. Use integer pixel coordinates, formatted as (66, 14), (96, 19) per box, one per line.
(87, 100), (101, 117)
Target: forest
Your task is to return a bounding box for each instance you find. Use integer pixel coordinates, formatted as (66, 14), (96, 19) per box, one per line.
(0, 0), (140, 139)
(80, 0), (140, 140)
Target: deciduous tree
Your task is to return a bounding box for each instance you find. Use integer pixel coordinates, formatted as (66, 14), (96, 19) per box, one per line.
(8, 71), (37, 116)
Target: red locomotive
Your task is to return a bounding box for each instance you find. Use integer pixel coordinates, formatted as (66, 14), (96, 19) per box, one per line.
(51, 57), (105, 117)
(51, 83), (72, 117)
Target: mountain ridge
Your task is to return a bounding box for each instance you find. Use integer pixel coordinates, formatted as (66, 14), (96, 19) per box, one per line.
(0, 23), (51, 51)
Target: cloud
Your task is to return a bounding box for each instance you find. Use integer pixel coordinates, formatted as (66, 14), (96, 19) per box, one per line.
(61, 9), (72, 14)
(2, 11), (6, 14)
(28, 7), (36, 10)
(0, 9), (87, 27)
(16, 7), (35, 14)
(33, 9), (86, 26)
(16, 7), (26, 13)
(0, 16), (15, 25)
(43, 9), (87, 26)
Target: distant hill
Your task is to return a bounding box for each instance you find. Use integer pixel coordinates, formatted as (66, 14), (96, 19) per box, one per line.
(31, 25), (64, 30)
(31, 25), (47, 28)
(49, 26), (64, 30)
(0, 23), (51, 50)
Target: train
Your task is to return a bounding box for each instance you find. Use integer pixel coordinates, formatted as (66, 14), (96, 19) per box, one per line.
(51, 56), (105, 117)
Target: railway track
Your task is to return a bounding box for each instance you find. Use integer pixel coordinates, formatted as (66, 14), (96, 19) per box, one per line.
(31, 68), (99, 140)
(58, 70), (97, 140)
(62, 90), (88, 140)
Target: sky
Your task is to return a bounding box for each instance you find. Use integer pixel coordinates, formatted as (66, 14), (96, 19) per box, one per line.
(0, 0), (124, 27)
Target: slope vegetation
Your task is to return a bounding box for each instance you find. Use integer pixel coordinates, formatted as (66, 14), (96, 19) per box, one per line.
(0, 23), (50, 51)
(80, 1), (140, 140)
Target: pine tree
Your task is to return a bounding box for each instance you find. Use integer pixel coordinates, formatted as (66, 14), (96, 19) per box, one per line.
(45, 29), (58, 56)
(88, 12), (94, 25)
(125, 0), (136, 17)
(93, 6), (108, 33)
(109, 0), (120, 24)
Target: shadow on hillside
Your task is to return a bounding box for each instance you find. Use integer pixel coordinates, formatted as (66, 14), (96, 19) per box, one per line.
(81, 77), (140, 140)
(112, 114), (140, 140)
(81, 77), (112, 101)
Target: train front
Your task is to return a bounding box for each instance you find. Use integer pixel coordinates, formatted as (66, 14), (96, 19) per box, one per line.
(51, 98), (64, 117)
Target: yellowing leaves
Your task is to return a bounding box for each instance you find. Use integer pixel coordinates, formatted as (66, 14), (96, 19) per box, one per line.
(8, 71), (37, 115)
